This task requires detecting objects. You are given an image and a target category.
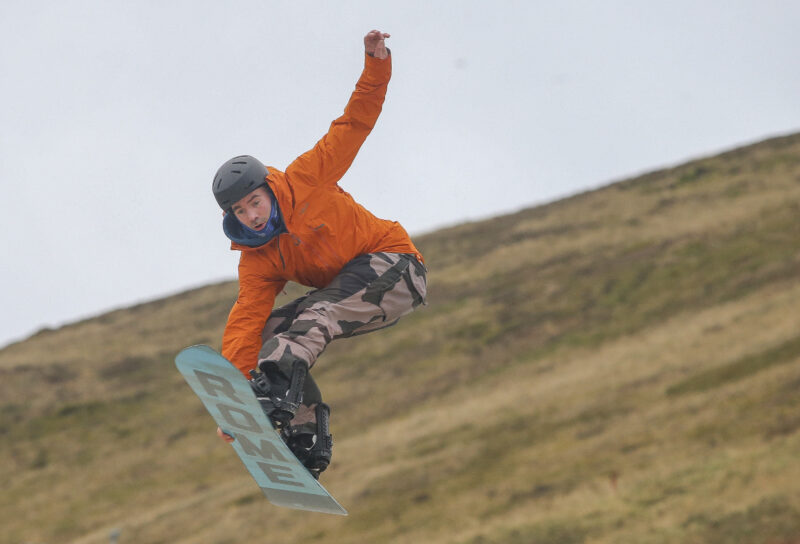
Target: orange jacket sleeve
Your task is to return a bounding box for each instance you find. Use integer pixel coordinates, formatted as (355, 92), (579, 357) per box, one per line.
(221, 255), (286, 376)
(286, 53), (391, 191)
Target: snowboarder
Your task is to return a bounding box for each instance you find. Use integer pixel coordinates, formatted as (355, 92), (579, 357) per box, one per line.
(211, 30), (426, 478)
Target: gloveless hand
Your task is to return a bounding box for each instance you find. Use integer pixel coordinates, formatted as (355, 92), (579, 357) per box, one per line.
(364, 30), (390, 59)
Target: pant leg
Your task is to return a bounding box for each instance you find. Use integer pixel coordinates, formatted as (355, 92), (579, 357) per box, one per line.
(261, 295), (306, 342)
(261, 295), (322, 405)
(257, 253), (427, 370)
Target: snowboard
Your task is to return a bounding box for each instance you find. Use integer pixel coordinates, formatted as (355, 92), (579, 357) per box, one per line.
(175, 345), (347, 516)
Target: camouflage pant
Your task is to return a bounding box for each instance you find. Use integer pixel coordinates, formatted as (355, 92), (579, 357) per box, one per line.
(258, 252), (427, 406)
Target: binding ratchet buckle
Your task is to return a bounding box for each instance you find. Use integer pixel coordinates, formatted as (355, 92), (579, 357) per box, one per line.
(283, 403), (333, 479)
(249, 360), (307, 429)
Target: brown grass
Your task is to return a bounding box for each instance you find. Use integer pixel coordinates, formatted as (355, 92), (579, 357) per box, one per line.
(2, 132), (800, 543)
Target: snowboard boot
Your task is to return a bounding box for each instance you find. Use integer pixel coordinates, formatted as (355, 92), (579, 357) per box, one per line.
(248, 359), (307, 430)
(282, 403), (333, 479)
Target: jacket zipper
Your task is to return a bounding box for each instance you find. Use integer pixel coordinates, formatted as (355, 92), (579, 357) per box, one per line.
(277, 240), (287, 270)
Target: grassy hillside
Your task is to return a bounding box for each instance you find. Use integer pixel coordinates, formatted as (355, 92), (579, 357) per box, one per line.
(2, 132), (800, 543)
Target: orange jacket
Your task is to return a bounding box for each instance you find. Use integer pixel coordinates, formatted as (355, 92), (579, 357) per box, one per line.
(222, 53), (422, 375)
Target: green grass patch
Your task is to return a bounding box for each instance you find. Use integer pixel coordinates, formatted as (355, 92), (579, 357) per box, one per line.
(684, 496), (800, 544)
(667, 335), (800, 396)
(467, 518), (590, 544)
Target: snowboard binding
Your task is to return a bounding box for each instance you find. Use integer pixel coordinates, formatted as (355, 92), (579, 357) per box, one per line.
(282, 403), (333, 479)
(248, 359), (307, 429)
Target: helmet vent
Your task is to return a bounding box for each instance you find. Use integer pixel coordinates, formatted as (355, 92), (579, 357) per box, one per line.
(231, 170), (242, 174)
(232, 161), (247, 165)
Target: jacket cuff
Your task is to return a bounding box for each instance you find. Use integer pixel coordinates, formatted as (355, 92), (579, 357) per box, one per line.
(363, 50), (391, 83)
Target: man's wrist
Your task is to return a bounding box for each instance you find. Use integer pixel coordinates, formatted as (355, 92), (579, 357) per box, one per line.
(366, 48), (390, 58)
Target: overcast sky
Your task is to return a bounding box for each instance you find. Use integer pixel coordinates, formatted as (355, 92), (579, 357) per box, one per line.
(1, 1), (798, 348)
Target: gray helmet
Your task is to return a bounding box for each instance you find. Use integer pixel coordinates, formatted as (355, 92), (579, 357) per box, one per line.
(212, 155), (269, 211)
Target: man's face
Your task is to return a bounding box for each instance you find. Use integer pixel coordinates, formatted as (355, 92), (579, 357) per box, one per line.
(231, 186), (272, 230)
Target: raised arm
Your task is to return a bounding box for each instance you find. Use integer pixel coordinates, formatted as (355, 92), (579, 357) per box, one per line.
(286, 30), (392, 191)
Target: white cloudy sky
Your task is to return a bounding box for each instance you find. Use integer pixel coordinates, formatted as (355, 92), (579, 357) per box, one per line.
(1, 1), (798, 347)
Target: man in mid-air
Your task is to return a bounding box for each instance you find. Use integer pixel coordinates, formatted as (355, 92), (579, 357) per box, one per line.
(211, 30), (427, 478)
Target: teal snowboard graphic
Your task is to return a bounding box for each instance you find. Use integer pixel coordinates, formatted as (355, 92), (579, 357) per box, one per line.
(175, 345), (347, 515)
